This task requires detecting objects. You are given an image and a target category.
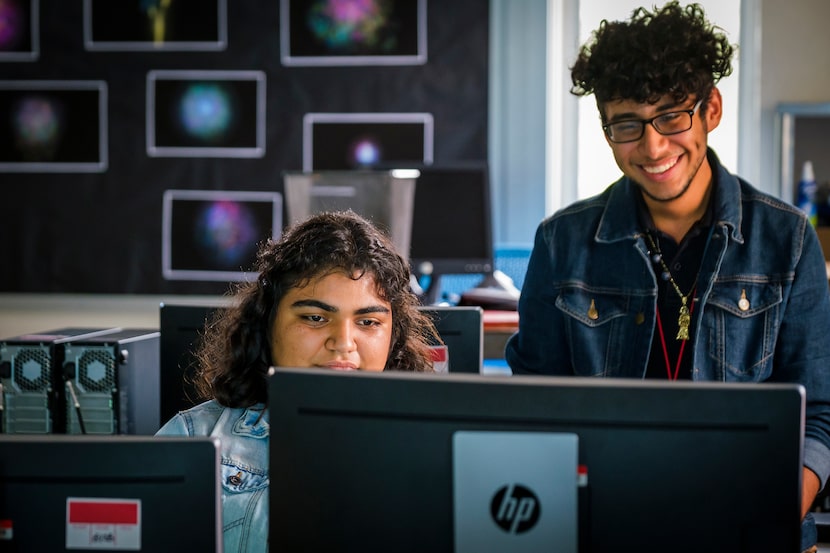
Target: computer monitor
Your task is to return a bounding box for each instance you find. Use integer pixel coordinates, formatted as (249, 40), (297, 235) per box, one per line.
(423, 305), (483, 373)
(0, 434), (222, 552)
(268, 368), (804, 553)
(282, 169), (418, 259)
(158, 300), (230, 424)
(408, 163), (495, 303)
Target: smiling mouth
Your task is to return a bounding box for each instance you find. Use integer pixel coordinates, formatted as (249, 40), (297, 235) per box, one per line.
(642, 157), (679, 175)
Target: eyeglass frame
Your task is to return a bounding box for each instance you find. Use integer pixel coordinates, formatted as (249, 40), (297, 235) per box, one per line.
(601, 99), (704, 144)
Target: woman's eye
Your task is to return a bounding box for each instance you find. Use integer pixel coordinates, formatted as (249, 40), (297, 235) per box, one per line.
(357, 319), (381, 327)
(303, 314), (326, 323)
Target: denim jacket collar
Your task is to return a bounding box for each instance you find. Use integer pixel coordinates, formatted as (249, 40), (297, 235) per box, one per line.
(595, 148), (744, 245)
(230, 404), (269, 439)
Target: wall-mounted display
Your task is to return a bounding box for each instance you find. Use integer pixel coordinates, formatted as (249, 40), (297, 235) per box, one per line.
(0, 0), (38, 61)
(303, 112), (433, 171)
(280, 0), (426, 67)
(146, 70), (266, 158)
(84, 0), (227, 52)
(161, 189), (283, 282)
(0, 80), (107, 172)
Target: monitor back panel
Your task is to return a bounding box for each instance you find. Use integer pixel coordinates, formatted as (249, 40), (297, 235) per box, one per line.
(268, 369), (804, 553)
(0, 435), (222, 552)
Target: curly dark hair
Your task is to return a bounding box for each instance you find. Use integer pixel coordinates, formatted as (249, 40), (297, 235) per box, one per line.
(570, 2), (734, 113)
(193, 210), (441, 408)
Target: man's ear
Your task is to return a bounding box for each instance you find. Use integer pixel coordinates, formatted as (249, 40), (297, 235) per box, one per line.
(704, 87), (723, 133)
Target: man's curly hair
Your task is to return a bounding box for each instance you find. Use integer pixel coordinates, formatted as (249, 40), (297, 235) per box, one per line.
(571, 2), (734, 114)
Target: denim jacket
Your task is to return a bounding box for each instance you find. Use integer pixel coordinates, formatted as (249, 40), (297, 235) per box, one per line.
(506, 149), (830, 496)
(156, 400), (269, 553)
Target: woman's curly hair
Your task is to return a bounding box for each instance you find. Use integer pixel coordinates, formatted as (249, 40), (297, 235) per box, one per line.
(192, 210), (441, 408)
(570, 2), (735, 112)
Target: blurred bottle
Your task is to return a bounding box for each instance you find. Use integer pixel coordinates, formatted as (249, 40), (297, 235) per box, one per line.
(797, 160), (819, 227)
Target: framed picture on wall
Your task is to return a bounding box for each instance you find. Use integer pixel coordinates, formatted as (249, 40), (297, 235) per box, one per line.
(162, 189), (283, 282)
(303, 112), (433, 171)
(0, 80), (108, 173)
(147, 70), (266, 158)
(0, 0), (39, 62)
(84, 0), (227, 52)
(280, 0), (427, 66)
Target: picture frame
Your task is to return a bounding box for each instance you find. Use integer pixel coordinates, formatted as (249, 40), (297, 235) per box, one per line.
(146, 70), (266, 158)
(161, 189), (283, 282)
(280, 0), (427, 67)
(0, 0), (39, 62)
(84, 0), (227, 52)
(302, 112), (433, 171)
(0, 80), (108, 173)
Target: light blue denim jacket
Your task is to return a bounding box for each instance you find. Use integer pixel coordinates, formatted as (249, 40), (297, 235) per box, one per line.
(506, 150), (830, 546)
(156, 400), (269, 553)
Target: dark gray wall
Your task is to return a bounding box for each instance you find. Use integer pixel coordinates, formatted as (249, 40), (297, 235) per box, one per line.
(0, 0), (489, 294)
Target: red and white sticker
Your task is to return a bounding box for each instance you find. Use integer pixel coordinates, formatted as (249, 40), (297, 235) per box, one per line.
(66, 498), (141, 550)
(0, 519), (12, 541)
(429, 345), (449, 373)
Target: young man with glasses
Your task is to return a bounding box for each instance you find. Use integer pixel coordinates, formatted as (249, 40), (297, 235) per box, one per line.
(505, 3), (830, 551)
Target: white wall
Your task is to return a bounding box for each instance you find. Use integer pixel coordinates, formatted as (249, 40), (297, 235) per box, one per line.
(0, 294), (222, 339)
(489, 0), (548, 245)
(758, 0), (830, 197)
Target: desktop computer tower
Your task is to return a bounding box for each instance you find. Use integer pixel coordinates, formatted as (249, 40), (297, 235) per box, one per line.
(0, 328), (121, 434)
(59, 329), (161, 435)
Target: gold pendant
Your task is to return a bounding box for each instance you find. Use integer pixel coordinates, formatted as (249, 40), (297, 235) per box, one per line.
(676, 300), (690, 341)
(587, 299), (599, 320)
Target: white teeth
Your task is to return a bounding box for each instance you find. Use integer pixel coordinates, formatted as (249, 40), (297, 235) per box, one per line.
(643, 158), (678, 174)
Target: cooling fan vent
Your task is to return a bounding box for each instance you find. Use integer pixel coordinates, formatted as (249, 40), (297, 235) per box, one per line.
(13, 348), (51, 392)
(77, 349), (116, 393)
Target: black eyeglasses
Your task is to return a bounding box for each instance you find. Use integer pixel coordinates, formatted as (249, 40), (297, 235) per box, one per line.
(602, 99), (703, 143)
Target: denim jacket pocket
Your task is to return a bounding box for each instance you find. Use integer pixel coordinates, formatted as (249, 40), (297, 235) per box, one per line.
(221, 461), (268, 494)
(220, 461), (269, 552)
(556, 287), (633, 376)
(704, 281), (782, 380)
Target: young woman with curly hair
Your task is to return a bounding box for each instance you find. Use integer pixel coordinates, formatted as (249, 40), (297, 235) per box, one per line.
(157, 209), (440, 553)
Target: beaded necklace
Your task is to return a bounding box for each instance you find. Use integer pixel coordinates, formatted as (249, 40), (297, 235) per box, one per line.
(644, 232), (694, 341)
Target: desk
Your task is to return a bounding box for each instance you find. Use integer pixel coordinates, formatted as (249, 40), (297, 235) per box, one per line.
(483, 310), (518, 360)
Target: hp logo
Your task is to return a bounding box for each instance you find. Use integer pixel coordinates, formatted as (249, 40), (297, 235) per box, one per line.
(490, 483), (540, 534)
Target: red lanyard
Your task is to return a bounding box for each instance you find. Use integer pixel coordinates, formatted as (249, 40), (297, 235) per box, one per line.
(654, 289), (696, 380)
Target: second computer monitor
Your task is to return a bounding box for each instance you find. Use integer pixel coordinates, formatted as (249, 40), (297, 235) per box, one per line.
(408, 163), (494, 302)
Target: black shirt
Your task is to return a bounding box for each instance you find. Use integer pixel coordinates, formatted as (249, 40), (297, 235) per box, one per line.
(637, 194), (714, 380)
